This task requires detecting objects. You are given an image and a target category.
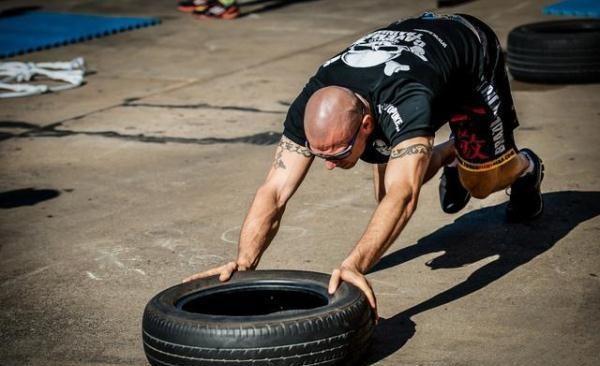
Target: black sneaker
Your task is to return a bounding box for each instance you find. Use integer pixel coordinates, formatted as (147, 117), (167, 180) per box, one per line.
(506, 149), (544, 222)
(439, 165), (471, 214)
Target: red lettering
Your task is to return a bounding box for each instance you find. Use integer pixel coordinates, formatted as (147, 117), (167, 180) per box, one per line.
(470, 107), (487, 115)
(451, 114), (469, 123)
(458, 133), (488, 160)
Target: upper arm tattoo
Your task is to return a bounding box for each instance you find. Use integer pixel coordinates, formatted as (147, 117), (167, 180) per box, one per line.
(274, 149), (287, 169)
(390, 142), (433, 160)
(273, 137), (312, 169)
(279, 137), (312, 157)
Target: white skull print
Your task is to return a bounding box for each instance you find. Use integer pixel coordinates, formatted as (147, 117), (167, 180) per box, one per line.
(323, 30), (429, 76)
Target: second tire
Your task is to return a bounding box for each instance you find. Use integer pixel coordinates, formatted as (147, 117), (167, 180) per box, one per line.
(507, 19), (600, 83)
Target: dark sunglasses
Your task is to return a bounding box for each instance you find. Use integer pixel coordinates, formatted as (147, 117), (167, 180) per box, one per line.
(305, 99), (367, 161)
(305, 121), (362, 160)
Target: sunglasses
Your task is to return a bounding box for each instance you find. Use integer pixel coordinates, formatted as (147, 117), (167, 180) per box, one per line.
(305, 99), (367, 161)
(305, 121), (362, 161)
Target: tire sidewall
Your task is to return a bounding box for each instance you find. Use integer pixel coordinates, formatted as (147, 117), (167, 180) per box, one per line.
(143, 270), (372, 349)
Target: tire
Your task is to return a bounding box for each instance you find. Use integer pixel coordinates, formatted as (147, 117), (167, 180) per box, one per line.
(142, 270), (375, 366)
(507, 19), (600, 83)
(437, 0), (474, 7)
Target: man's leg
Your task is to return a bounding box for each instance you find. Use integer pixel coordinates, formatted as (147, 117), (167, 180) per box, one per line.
(442, 93), (544, 222)
(459, 152), (527, 198)
(442, 13), (545, 220)
(450, 107), (544, 222)
(458, 148), (544, 221)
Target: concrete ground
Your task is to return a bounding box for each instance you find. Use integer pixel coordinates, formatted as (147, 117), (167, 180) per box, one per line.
(0, 0), (598, 365)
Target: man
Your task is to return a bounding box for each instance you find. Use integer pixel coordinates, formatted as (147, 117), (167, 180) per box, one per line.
(183, 13), (544, 317)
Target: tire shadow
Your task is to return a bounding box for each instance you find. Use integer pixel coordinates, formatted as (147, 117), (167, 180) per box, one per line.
(363, 190), (600, 364)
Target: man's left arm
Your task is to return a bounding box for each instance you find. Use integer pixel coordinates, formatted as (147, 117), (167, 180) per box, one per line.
(328, 136), (433, 317)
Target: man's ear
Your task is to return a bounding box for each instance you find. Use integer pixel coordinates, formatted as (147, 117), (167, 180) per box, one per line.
(363, 114), (375, 134)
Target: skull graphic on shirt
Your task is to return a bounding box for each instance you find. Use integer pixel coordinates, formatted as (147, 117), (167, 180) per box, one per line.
(323, 30), (429, 76)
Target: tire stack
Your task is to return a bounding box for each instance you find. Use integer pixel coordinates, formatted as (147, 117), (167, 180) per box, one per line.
(507, 19), (600, 84)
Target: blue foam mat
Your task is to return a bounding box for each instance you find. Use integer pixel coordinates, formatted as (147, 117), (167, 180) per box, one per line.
(0, 11), (160, 58)
(543, 0), (600, 18)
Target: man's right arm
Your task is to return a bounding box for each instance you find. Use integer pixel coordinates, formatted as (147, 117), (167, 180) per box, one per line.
(183, 136), (313, 282)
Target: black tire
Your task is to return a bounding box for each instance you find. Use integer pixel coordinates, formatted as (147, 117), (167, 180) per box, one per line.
(142, 270), (375, 366)
(437, 0), (475, 7)
(507, 19), (600, 83)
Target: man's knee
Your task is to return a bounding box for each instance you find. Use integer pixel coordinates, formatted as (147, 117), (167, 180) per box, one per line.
(459, 168), (498, 199)
(465, 183), (495, 199)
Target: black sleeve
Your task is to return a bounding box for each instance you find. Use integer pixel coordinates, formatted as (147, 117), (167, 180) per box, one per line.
(282, 77), (323, 146)
(377, 85), (434, 148)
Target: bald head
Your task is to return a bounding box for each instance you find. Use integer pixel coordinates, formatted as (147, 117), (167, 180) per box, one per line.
(304, 86), (363, 150)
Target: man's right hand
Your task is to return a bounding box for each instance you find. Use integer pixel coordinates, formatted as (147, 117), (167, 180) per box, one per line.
(182, 261), (243, 283)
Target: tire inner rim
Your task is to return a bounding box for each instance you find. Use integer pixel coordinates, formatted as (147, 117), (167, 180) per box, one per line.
(176, 284), (330, 316)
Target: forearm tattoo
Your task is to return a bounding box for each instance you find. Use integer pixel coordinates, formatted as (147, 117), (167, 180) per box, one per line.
(390, 143), (433, 160)
(273, 137), (312, 169)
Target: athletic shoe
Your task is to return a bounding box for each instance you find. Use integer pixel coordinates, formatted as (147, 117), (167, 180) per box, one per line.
(177, 0), (208, 12)
(193, 1), (240, 19)
(506, 149), (544, 222)
(439, 165), (471, 213)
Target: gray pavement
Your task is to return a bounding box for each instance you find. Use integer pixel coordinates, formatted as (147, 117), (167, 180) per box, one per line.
(0, 0), (599, 365)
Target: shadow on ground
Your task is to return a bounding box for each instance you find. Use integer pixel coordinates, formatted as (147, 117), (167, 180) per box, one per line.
(0, 120), (282, 146)
(0, 188), (61, 209)
(0, 6), (42, 18)
(363, 190), (600, 364)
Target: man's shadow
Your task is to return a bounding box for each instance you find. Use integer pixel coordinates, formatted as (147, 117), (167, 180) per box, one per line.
(362, 190), (600, 364)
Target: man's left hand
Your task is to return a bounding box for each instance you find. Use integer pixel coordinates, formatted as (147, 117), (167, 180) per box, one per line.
(328, 265), (378, 322)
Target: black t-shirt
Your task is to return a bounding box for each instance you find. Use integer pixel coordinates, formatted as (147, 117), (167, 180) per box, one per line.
(283, 12), (484, 164)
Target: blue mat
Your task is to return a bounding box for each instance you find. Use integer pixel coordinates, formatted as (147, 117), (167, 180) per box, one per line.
(543, 0), (600, 17)
(0, 11), (160, 58)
